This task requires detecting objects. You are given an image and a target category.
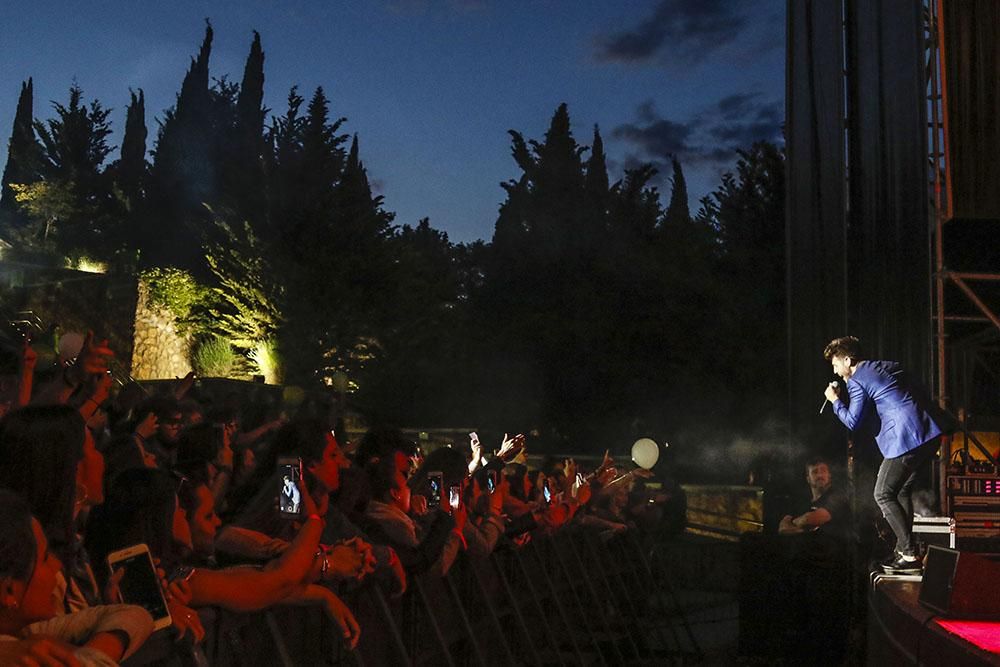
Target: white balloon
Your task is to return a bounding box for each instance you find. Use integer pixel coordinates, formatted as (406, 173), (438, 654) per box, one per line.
(631, 438), (660, 470)
(58, 332), (85, 360)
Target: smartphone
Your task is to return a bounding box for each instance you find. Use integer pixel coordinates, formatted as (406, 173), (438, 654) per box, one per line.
(427, 471), (443, 508)
(277, 456), (303, 518)
(469, 432), (479, 447)
(107, 544), (172, 631)
(448, 485), (461, 511)
(486, 470), (497, 493)
(542, 480), (552, 504)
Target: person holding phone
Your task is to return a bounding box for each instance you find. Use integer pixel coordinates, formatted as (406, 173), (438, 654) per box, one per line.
(363, 440), (466, 577)
(0, 489), (155, 665)
(87, 467), (362, 648)
(216, 420), (385, 592)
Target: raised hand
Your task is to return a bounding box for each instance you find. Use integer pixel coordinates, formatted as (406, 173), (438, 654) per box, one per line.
(409, 494), (429, 516)
(174, 371), (196, 399)
(497, 433), (525, 461)
(298, 474), (328, 519)
(468, 432), (482, 474)
(19, 337), (37, 371)
(599, 449), (613, 472)
(77, 331), (115, 375)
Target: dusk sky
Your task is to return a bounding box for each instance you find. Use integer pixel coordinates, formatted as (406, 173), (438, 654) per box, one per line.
(0, 0), (784, 243)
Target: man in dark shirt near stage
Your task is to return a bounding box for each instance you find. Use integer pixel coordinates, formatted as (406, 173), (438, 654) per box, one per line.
(777, 457), (852, 665)
(780, 458), (851, 564)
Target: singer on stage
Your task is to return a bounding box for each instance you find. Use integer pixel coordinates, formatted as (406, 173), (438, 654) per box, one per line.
(822, 336), (943, 574)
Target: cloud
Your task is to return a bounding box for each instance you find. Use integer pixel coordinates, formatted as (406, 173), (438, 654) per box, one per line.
(611, 94), (782, 167)
(611, 118), (694, 158)
(716, 93), (759, 120)
(597, 0), (749, 65)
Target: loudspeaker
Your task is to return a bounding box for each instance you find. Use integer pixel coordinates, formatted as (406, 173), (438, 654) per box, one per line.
(919, 545), (1000, 617)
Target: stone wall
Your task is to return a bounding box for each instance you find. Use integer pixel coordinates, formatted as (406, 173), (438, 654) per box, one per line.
(131, 279), (192, 380)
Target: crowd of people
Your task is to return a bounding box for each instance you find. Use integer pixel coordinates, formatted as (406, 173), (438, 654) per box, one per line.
(0, 332), (679, 665)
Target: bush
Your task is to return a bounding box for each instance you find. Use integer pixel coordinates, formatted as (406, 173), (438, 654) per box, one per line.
(251, 338), (283, 385)
(192, 336), (236, 378)
(141, 267), (210, 334)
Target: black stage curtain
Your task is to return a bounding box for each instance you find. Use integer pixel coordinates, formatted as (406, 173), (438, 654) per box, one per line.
(847, 0), (931, 385)
(786, 0), (848, 443)
(787, 0), (932, 452)
(941, 0), (1000, 221)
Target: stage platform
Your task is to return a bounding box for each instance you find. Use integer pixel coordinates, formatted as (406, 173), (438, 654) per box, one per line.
(868, 575), (1000, 665)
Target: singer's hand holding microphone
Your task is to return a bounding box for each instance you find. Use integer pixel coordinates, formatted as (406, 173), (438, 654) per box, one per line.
(819, 381), (840, 414)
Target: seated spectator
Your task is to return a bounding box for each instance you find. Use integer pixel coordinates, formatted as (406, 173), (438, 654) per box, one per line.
(0, 405), (106, 612)
(0, 489), (154, 665)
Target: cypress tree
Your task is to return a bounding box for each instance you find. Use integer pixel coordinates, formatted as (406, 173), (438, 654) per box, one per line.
(664, 156), (691, 227)
(583, 125), (609, 199)
(333, 134), (392, 240)
(533, 103), (584, 208)
(300, 87), (346, 207)
(148, 22), (214, 268)
(581, 125), (610, 248)
(266, 87), (305, 231)
(1, 78), (43, 216)
(232, 31), (266, 225)
(118, 89), (147, 207)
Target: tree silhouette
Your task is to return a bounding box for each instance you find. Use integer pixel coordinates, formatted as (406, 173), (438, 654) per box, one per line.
(1, 79), (43, 220)
(148, 21), (215, 269)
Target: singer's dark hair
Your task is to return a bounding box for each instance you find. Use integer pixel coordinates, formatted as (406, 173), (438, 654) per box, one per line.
(823, 336), (864, 362)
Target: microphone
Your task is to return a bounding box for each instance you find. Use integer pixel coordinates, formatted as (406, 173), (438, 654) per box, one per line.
(819, 381), (838, 414)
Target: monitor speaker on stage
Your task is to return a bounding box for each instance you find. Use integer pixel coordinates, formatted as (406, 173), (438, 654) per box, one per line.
(919, 545), (1000, 617)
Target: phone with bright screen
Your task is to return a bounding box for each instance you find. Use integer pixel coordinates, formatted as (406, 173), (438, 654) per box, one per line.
(543, 480), (552, 504)
(486, 470), (497, 493)
(107, 543), (172, 630)
(428, 472), (443, 507)
(448, 485), (461, 511)
(277, 456), (303, 518)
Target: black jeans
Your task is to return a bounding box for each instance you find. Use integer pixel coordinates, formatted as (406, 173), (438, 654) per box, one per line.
(873, 439), (939, 556)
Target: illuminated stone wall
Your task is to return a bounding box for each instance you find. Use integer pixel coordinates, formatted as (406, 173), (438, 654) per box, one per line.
(131, 279), (192, 380)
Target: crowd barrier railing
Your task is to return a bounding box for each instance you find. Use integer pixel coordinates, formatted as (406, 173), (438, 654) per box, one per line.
(124, 528), (702, 666)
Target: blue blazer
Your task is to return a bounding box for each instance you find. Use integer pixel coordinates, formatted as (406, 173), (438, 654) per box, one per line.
(832, 360), (942, 459)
